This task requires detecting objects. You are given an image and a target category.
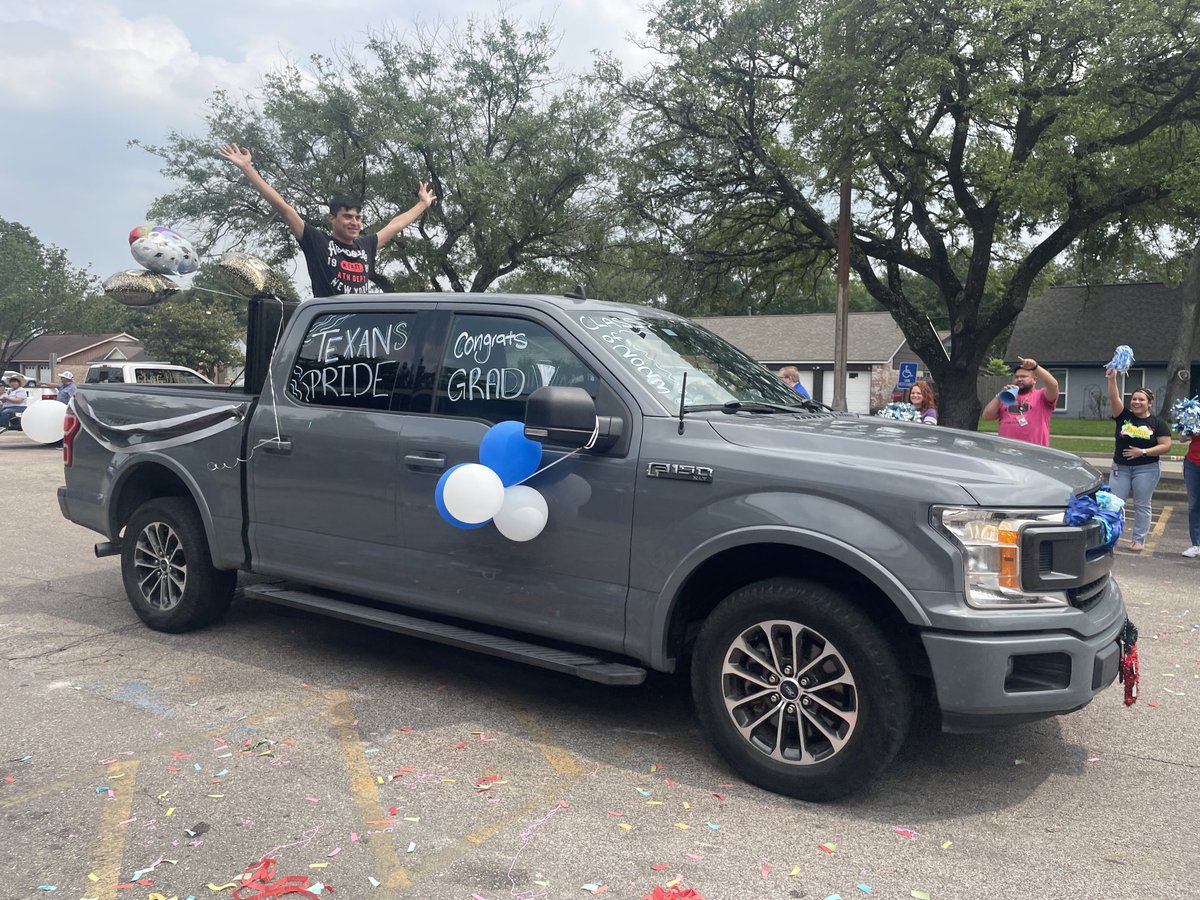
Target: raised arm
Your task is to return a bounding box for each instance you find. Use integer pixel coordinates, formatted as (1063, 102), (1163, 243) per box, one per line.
(374, 182), (438, 245)
(218, 143), (305, 240)
(1016, 356), (1058, 406)
(1105, 367), (1124, 417)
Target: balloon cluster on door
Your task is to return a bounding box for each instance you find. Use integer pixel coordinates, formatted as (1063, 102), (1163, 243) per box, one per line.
(435, 420), (556, 542)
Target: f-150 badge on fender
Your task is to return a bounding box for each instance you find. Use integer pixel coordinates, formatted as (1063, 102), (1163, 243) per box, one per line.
(646, 462), (714, 483)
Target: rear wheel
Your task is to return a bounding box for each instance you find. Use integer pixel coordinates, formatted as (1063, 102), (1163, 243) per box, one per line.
(691, 578), (912, 801)
(121, 498), (236, 633)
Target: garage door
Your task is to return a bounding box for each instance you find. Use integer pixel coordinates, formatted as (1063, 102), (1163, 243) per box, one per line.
(821, 369), (872, 414)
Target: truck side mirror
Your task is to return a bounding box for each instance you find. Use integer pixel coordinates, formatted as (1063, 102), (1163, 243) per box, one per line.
(524, 386), (622, 451)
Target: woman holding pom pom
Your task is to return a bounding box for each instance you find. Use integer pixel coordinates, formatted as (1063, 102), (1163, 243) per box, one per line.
(1105, 368), (1171, 552)
(906, 381), (939, 424)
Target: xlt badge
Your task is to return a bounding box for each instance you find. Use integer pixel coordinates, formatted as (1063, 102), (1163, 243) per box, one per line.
(646, 462), (714, 483)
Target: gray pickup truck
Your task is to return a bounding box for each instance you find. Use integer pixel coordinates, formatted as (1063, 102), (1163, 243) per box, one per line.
(58, 292), (1125, 801)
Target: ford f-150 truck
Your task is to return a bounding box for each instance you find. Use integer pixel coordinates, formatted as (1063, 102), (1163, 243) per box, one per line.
(57, 292), (1126, 800)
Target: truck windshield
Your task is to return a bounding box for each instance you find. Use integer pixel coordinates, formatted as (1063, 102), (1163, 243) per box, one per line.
(569, 311), (801, 413)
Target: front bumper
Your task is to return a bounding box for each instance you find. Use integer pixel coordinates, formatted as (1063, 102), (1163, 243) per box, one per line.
(922, 577), (1127, 733)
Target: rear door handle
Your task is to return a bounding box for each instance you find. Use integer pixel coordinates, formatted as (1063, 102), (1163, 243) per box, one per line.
(263, 437), (292, 454)
(405, 452), (446, 471)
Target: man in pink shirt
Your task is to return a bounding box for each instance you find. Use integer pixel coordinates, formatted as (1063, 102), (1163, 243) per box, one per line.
(981, 356), (1059, 446)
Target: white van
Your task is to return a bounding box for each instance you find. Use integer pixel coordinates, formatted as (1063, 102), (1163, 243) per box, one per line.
(84, 363), (213, 385)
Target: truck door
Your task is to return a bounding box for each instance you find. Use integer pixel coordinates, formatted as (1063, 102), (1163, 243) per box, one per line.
(246, 306), (425, 593)
(393, 307), (639, 654)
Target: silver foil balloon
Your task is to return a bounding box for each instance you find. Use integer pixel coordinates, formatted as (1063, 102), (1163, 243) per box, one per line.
(218, 253), (276, 298)
(102, 269), (179, 307)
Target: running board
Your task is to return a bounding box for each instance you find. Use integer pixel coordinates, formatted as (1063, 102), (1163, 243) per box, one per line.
(243, 584), (647, 686)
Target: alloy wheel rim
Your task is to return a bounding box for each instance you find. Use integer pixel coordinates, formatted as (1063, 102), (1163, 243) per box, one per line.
(132, 521), (187, 611)
(719, 618), (859, 765)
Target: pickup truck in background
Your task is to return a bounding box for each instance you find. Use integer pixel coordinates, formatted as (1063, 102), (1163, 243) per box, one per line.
(84, 362), (213, 385)
(57, 293), (1127, 800)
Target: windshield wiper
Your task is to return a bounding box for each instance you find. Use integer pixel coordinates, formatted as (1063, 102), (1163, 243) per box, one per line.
(683, 400), (812, 414)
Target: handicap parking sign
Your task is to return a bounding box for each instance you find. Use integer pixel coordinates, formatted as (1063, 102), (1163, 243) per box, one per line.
(898, 362), (918, 388)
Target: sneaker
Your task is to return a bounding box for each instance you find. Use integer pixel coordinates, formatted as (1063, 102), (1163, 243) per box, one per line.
(1130, 541), (1145, 553)
(1184, 546), (1200, 558)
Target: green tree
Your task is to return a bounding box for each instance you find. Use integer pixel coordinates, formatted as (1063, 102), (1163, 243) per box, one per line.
(137, 15), (622, 295)
(0, 218), (98, 367)
(604, 0), (1200, 428)
(139, 293), (244, 379)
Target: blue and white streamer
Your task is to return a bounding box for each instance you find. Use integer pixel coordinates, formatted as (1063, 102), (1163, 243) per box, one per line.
(1105, 345), (1135, 373)
(875, 401), (921, 422)
(1169, 396), (1200, 437)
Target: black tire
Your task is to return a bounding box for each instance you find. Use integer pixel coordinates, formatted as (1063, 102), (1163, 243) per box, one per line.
(121, 498), (236, 633)
(691, 578), (912, 801)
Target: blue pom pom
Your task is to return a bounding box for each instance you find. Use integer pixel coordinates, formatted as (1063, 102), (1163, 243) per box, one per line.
(875, 401), (921, 422)
(1169, 396), (1200, 437)
(1105, 345), (1135, 373)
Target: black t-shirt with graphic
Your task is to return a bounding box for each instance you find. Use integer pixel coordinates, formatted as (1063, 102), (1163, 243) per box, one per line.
(298, 224), (380, 297)
(1112, 406), (1170, 466)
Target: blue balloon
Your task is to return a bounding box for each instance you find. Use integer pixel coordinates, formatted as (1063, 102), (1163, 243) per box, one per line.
(435, 464), (488, 529)
(479, 420), (543, 487)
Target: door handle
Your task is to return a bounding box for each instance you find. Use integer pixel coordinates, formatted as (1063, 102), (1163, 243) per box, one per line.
(405, 452), (446, 470)
(263, 437), (292, 454)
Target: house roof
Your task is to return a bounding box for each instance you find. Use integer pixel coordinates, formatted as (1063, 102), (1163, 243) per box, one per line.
(11, 333), (141, 364)
(1006, 283), (1188, 365)
(692, 311), (924, 365)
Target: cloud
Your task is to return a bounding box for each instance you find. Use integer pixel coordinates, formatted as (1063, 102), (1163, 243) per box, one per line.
(0, 3), (282, 115)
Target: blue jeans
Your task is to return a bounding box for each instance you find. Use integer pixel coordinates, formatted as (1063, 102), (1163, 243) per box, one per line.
(0, 406), (23, 430)
(1109, 462), (1162, 543)
(1185, 458), (1200, 546)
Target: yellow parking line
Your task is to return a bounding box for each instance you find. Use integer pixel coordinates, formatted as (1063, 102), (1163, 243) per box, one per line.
(88, 759), (140, 900)
(511, 706), (586, 776)
(324, 690), (411, 891)
(1146, 504), (1173, 551)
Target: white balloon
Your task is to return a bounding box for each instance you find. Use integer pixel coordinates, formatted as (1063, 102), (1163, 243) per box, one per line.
(20, 399), (67, 444)
(442, 463), (505, 524)
(493, 485), (549, 542)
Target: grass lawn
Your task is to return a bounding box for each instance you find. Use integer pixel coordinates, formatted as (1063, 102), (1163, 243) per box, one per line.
(976, 417), (1115, 436)
(975, 417), (1189, 456)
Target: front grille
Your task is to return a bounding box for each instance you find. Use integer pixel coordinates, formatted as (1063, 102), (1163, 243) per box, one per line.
(1067, 575), (1108, 611)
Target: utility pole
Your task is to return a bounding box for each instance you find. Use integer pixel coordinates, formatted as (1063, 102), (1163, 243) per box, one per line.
(832, 18), (855, 413)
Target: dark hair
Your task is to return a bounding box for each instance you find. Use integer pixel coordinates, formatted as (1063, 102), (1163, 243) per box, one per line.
(328, 194), (362, 216)
(1132, 386), (1155, 403)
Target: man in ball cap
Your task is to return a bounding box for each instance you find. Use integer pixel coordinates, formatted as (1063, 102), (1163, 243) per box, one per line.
(218, 143), (436, 298)
(38, 371), (76, 405)
(981, 355), (1060, 446)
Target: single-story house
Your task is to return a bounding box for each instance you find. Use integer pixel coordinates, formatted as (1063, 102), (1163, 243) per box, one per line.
(692, 311), (945, 414)
(7, 333), (147, 382)
(1004, 283), (1200, 418)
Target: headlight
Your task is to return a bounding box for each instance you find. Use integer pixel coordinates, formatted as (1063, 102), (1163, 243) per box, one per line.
(932, 506), (1070, 609)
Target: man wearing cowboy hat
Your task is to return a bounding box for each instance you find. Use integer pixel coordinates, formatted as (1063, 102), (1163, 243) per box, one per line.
(39, 371), (77, 405)
(0, 374), (29, 431)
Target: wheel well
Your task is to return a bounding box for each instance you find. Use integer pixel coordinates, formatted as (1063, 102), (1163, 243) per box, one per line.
(111, 463), (194, 536)
(667, 543), (930, 679)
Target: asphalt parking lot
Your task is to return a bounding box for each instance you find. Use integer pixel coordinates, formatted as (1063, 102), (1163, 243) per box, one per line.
(1, 438), (1197, 900)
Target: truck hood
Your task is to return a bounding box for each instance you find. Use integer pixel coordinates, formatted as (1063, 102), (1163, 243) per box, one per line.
(708, 414), (1102, 507)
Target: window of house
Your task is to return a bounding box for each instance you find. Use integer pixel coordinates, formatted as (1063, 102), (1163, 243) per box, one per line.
(1046, 367), (1067, 412)
(433, 314), (598, 422)
(286, 312), (418, 410)
(1121, 369), (1145, 407)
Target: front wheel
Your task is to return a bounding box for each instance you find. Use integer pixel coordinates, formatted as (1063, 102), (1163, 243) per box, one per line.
(691, 578), (912, 801)
(121, 498), (236, 633)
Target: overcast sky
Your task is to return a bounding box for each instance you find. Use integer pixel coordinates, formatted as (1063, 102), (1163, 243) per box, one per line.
(0, 1), (649, 289)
